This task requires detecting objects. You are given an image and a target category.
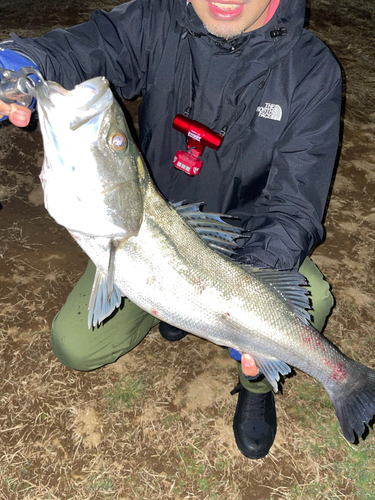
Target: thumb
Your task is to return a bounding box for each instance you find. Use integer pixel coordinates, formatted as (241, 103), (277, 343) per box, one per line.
(9, 105), (32, 127)
(0, 101), (32, 127)
(241, 353), (259, 378)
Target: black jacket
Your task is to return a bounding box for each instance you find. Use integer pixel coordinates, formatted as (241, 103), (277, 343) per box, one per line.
(6, 0), (342, 270)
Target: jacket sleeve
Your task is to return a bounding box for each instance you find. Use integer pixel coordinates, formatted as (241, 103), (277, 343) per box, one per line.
(236, 62), (342, 271)
(1, 0), (159, 98)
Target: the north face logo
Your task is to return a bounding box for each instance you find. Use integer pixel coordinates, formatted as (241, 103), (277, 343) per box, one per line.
(256, 103), (282, 121)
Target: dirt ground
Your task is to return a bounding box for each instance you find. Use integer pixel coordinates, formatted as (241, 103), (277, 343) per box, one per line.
(0, 0), (374, 499)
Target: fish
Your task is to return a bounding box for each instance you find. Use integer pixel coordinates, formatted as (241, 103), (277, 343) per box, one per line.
(35, 76), (375, 444)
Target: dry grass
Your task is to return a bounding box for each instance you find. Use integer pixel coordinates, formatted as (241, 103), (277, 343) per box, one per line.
(1, 0), (375, 498)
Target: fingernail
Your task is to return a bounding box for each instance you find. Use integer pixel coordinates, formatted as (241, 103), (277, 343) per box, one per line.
(242, 355), (251, 366)
(14, 110), (29, 125)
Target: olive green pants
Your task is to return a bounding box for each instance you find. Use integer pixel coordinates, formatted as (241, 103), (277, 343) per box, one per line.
(51, 257), (333, 392)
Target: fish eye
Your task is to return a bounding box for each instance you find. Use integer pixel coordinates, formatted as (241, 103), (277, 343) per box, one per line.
(108, 131), (127, 152)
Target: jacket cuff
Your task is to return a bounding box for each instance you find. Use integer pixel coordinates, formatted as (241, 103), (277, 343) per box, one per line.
(234, 246), (279, 268)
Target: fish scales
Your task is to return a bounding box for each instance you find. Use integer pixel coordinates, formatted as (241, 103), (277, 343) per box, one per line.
(35, 76), (375, 444)
(74, 154), (354, 392)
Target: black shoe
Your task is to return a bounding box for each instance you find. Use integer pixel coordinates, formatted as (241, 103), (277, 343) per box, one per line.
(231, 381), (277, 459)
(159, 321), (188, 341)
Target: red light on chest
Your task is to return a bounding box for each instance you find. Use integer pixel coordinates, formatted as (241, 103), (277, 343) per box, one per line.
(172, 114), (224, 176)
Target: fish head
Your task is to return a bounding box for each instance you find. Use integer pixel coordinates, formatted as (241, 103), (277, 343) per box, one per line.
(36, 77), (144, 239)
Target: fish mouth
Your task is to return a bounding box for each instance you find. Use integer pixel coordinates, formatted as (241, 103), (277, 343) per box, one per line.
(71, 77), (112, 130)
(34, 80), (69, 112)
(35, 76), (112, 130)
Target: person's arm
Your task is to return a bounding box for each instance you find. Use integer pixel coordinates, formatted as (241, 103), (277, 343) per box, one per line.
(237, 64), (342, 271)
(0, 1), (158, 124)
(1, 0), (162, 99)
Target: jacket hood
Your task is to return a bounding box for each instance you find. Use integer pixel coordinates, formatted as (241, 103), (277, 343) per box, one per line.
(175, 0), (307, 66)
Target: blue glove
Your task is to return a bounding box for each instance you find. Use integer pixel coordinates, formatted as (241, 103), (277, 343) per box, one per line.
(0, 48), (39, 121)
(228, 347), (242, 362)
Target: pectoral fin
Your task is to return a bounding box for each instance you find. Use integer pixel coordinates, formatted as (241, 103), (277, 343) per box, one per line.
(88, 267), (123, 328)
(87, 238), (126, 328)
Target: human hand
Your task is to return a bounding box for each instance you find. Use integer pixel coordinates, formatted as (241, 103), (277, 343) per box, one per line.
(241, 353), (259, 378)
(0, 100), (31, 127)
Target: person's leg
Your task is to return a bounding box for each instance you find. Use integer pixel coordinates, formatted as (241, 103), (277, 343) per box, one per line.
(298, 255), (334, 333)
(51, 260), (159, 371)
(233, 255), (334, 459)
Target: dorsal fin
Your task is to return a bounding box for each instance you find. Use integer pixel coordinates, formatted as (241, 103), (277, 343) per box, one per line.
(172, 201), (245, 257)
(241, 266), (312, 325)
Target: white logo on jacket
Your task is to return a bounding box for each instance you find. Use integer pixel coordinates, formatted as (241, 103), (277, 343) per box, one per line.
(256, 103), (282, 121)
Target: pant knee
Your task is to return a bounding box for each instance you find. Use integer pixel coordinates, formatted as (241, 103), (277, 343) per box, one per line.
(51, 309), (98, 371)
(300, 257), (334, 332)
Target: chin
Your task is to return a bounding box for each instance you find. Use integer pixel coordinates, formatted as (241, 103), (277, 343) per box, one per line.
(204, 22), (244, 40)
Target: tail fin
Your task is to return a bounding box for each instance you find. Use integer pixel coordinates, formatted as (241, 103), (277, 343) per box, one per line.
(330, 361), (375, 442)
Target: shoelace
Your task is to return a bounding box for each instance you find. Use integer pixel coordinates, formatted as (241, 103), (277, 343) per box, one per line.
(231, 382), (268, 419)
(230, 382), (242, 396)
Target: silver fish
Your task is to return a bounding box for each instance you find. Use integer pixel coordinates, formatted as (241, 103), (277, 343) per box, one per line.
(36, 77), (375, 443)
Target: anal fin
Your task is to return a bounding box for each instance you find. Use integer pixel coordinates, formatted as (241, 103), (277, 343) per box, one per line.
(250, 354), (291, 392)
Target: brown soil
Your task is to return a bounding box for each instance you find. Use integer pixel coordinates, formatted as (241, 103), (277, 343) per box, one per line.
(0, 1), (374, 499)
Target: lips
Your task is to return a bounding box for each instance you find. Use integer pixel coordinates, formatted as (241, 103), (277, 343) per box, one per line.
(207, 2), (245, 20)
